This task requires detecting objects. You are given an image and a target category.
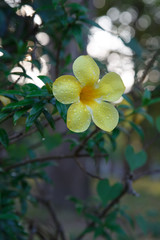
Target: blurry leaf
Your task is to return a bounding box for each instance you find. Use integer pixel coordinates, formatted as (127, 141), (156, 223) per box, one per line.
(145, 97), (160, 106)
(55, 100), (69, 122)
(68, 3), (87, 14)
(35, 120), (45, 138)
(9, 71), (32, 79)
(85, 213), (101, 224)
(0, 89), (24, 97)
(0, 10), (7, 37)
(142, 89), (151, 105)
(7, 144), (28, 161)
(94, 228), (112, 240)
(141, 112), (153, 125)
(129, 121), (144, 139)
(65, 54), (72, 66)
(0, 47), (11, 58)
(125, 145), (147, 171)
(0, 213), (19, 221)
(13, 108), (28, 124)
(156, 115), (160, 132)
(119, 208), (134, 228)
(135, 108), (153, 125)
(97, 179), (111, 205)
(26, 101), (45, 129)
(136, 215), (148, 235)
(0, 112), (9, 121)
(38, 75), (53, 84)
(118, 104), (133, 109)
(44, 133), (62, 150)
(71, 24), (83, 49)
(109, 183), (123, 200)
(122, 38), (142, 57)
(79, 16), (104, 30)
(0, 128), (9, 148)
(97, 180), (122, 205)
(2, 99), (35, 111)
(122, 94), (134, 106)
(43, 109), (55, 129)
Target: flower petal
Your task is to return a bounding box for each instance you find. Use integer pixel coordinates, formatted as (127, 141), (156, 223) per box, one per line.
(91, 101), (119, 132)
(73, 55), (100, 86)
(98, 72), (125, 102)
(67, 102), (91, 132)
(52, 75), (81, 104)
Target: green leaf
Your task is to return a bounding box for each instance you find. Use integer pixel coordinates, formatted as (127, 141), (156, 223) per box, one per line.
(97, 179), (110, 205)
(129, 121), (144, 139)
(142, 89), (151, 105)
(136, 215), (148, 235)
(13, 108), (28, 124)
(26, 101), (45, 129)
(125, 145), (147, 172)
(0, 89), (25, 97)
(146, 97), (160, 106)
(79, 16), (104, 30)
(156, 115), (160, 132)
(118, 104), (133, 110)
(122, 37), (142, 57)
(43, 109), (55, 130)
(55, 100), (69, 122)
(122, 94), (134, 106)
(97, 179), (122, 205)
(0, 112), (9, 121)
(9, 71), (32, 79)
(38, 75), (53, 84)
(44, 133), (62, 150)
(0, 128), (9, 148)
(0, 213), (19, 221)
(109, 183), (123, 200)
(35, 120), (45, 138)
(2, 99), (35, 111)
(135, 108), (153, 125)
(68, 3), (87, 14)
(71, 24), (83, 49)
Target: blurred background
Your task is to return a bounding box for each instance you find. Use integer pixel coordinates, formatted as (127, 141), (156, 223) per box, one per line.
(0, 0), (160, 239)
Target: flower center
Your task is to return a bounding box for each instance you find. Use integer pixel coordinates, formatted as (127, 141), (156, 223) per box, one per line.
(80, 84), (100, 106)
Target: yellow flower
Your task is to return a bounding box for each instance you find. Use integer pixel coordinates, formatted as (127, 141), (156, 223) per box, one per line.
(0, 96), (11, 106)
(53, 55), (125, 133)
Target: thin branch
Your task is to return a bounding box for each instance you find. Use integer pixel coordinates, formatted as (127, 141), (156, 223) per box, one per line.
(4, 153), (107, 171)
(36, 196), (66, 240)
(74, 157), (104, 180)
(144, 132), (160, 150)
(74, 128), (99, 156)
(139, 48), (160, 84)
(4, 154), (76, 171)
(7, 75), (21, 90)
(133, 168), (160, 181)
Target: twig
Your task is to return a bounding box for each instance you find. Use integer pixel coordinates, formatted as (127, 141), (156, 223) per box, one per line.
(139, 48), (160, 84)
(73, 128), (102, 179)
(4, 153), (107, 171)
(36, 196), (66, 240)
(7, 75), (21, 90)
(74, 128), (99, 156)
(74, 157), (104, 180)
(133, 168), (160, 181)
(144, 132), (160, 150)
